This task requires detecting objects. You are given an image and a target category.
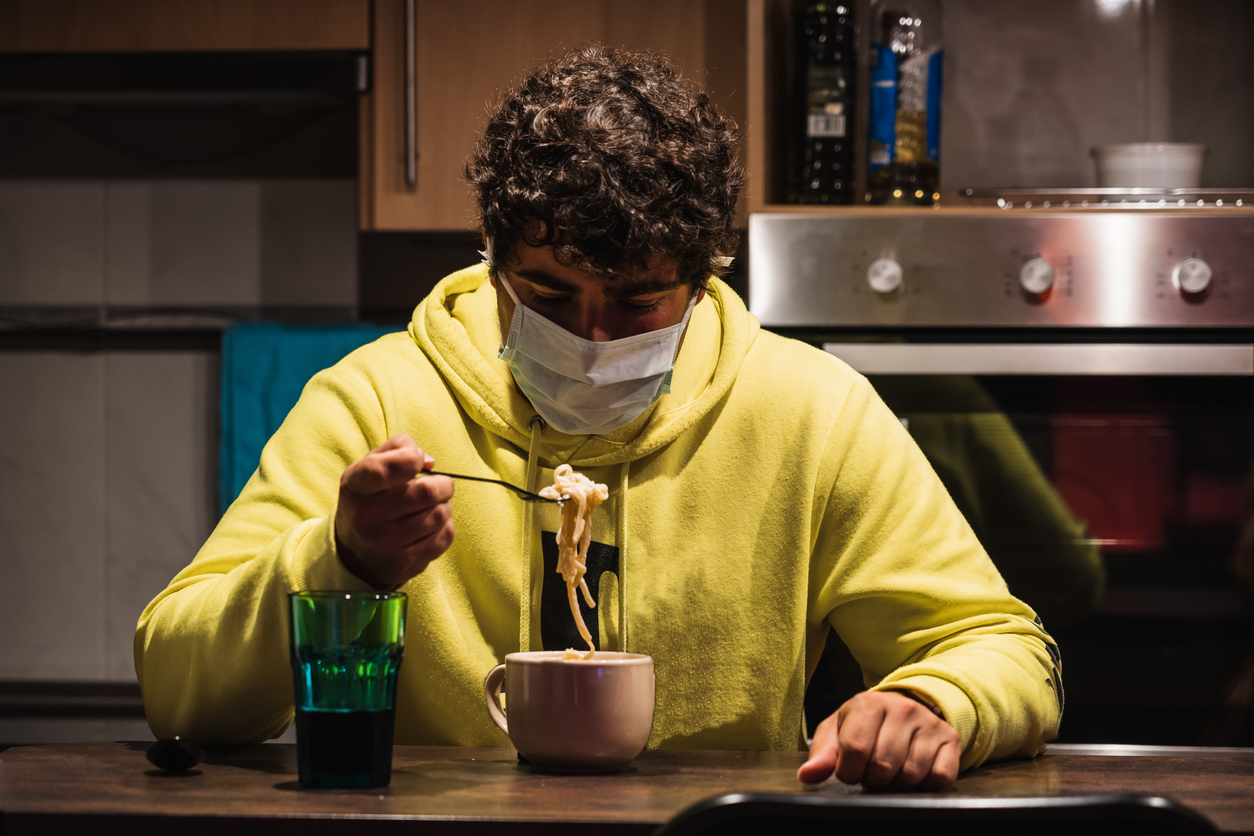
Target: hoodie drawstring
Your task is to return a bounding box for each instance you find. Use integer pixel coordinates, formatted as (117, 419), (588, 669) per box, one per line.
(519, 415), (546, 653)
(616, 461), (630, 652)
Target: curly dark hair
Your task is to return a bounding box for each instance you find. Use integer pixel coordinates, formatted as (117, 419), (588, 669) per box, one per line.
(466, 43), (743, 288)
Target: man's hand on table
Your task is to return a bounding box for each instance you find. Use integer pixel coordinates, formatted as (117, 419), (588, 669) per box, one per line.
(798, 689), (960, 791)
(335, 434), (456, 589)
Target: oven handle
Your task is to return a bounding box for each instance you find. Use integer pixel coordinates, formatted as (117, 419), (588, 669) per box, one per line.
(822, 343), (1254, 376)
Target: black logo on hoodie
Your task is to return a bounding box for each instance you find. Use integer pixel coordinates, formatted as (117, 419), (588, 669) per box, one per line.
(539, 531), (620, 653)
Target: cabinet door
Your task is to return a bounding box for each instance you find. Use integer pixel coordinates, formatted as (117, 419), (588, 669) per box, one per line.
(0, 0), (370, 52)
(360, 0), (746, 231)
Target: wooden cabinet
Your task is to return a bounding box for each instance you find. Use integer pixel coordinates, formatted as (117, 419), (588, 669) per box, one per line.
(360, 0), (748, 231)
(0, 0), (370, 52)
(0, 0), (747, 232)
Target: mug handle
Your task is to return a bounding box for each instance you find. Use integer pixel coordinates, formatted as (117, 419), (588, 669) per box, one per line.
(484, 663), (508, 735)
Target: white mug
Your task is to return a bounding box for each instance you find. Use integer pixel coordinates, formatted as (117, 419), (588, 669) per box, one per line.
(484, 650), (655, 773)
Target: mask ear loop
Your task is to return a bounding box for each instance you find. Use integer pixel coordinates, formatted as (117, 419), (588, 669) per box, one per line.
(496, 273), (526, 358)
(656, 284), (703, 395)
(478, 234), (495, 269)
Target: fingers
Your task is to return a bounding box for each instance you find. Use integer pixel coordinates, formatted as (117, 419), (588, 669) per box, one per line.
(348, 471), (455, 529)
(336, 487), (456, 588)
(831, 694), (886, 786)
(347, 483), (454, 552)
(335, 435), (455, 589)
(915, 735), (961, 791)
(341, 434), (435, 496)
(796, 712), (840, 784)
(392, 509), (456, 577)
(803, 690), (961, 792)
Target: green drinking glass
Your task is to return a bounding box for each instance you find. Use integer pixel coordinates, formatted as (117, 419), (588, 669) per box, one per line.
(288, 590), (407, 789)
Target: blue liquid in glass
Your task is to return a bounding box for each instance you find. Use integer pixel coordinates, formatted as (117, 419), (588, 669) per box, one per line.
(292, 645), (402, 789)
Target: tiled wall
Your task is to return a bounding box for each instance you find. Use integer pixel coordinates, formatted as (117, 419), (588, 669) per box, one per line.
(0, 180), (357, 308)
(0, 353), (108, 679)
(0, 180), (357, 692)
(941, 0), (1252, 190)
(0, 352), (219, 682)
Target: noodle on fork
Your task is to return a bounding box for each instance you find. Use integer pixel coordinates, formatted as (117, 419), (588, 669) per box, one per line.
(539, 464), (608, 659)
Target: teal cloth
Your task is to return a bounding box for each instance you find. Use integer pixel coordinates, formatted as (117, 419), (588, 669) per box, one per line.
(219, 322), (395, 516)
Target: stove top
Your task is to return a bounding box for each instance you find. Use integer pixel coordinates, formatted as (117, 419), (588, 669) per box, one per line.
(955, 187), (1254, 210)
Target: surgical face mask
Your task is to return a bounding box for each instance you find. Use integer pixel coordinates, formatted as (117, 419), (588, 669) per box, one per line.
(495, 272), (699, 435)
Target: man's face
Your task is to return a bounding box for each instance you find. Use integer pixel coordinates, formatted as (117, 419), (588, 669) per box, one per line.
(491, 242), (703, 345)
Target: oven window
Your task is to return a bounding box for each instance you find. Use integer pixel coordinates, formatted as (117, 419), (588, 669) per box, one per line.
(806, 374), (1254, 747)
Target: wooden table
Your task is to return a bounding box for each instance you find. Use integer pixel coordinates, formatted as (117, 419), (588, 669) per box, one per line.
(0, 742), (1251, 835)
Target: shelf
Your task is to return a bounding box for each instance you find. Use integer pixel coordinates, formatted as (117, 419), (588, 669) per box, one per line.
(754, 184), (1254, 215)
(0, 304), (370, 351)
(752, 202), (1254, 216)
(746, 0), (1254, 217)
(755, 203), (973, 216)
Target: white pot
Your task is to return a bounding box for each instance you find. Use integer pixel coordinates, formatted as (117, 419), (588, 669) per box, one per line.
(1091, 143), (1207, 189)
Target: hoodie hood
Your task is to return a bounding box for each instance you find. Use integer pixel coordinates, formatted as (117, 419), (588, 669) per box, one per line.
(408, 263), (758, 468)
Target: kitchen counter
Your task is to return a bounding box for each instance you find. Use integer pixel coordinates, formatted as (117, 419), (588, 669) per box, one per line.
(0, 741), (1251, 834)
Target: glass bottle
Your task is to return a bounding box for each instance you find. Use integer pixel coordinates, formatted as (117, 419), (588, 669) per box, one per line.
(866, 0), (943, 205)
(789, 1), (856, 204)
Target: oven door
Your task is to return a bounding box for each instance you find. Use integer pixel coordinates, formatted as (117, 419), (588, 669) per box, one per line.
(804, 340), (1254, 746)
(748, 210), (1254, 744)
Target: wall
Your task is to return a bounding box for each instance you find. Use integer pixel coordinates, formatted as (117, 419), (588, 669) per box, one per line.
(0, 180), (356, 744)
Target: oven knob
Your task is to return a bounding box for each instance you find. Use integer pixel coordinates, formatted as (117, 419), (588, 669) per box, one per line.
(867, 258), (903, 294)
(1019, 257), (1055, 295)
(1172, 258), (1212, 295)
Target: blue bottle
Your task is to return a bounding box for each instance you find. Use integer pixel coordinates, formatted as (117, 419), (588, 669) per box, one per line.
(867, 0), (943, 205)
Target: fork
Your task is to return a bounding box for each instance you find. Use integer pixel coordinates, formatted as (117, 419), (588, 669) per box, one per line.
(423, 471), (567, 503)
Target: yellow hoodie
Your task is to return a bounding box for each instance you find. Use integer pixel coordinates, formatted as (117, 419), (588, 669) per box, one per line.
(136, 265), (1061, 769)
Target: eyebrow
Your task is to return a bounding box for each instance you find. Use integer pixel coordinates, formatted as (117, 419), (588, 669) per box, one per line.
(513, 268), (686, 299)
(513, 269), (578, 293)
(605, 278), (687, 299)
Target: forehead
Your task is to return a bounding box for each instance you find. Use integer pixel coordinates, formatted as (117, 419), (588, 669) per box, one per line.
(504, 243), (684, 294)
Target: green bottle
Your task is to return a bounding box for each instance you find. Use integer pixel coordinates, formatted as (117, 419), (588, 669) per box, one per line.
(790, 1), (857, 204)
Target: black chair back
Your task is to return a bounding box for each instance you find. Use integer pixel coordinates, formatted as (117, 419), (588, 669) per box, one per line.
(653, 792), (1218, 836)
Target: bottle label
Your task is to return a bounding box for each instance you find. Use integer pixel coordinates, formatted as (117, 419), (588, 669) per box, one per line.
(804, 64), (849, 139)
(868, 43), (897, 172)
(893, 46), (942, 165)
(926, 48), (944, 164)
(807, 112), (846, 138)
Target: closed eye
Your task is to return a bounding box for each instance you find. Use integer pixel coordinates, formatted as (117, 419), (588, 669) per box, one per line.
(620, 297), (664, 313)
(528, 289), (570, 309)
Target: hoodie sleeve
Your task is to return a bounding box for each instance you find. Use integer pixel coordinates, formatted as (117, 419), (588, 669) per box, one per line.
(134, 362), (386, 745)
(808, 374), (1063, 771)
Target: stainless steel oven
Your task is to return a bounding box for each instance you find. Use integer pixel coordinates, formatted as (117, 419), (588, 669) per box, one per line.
(751, 196), (1254, 745)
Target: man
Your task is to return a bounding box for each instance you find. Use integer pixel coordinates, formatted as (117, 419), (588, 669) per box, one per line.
(136, 44), (1061, 791)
